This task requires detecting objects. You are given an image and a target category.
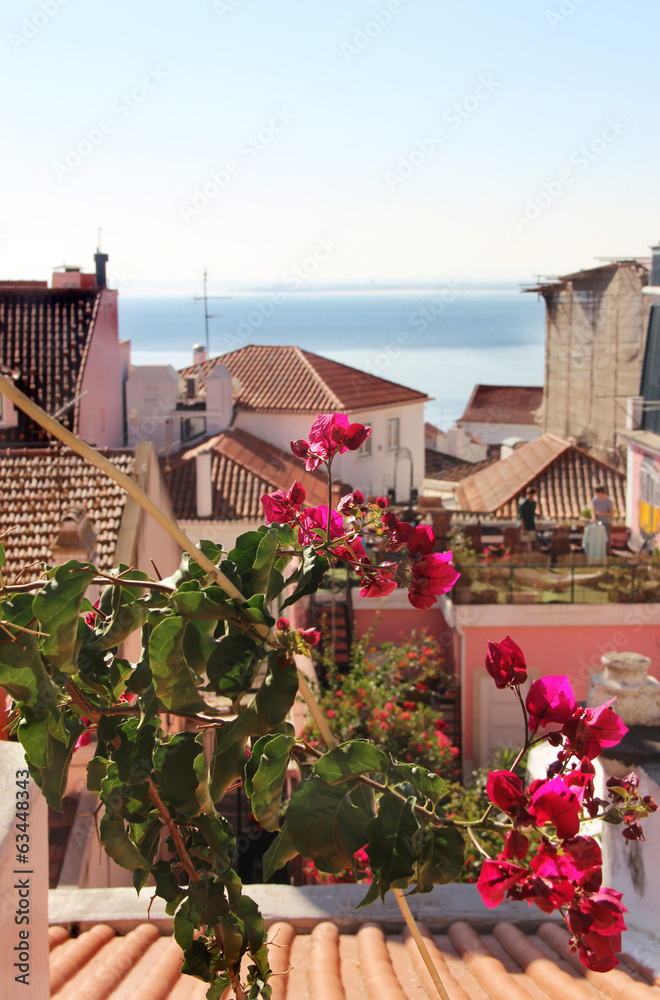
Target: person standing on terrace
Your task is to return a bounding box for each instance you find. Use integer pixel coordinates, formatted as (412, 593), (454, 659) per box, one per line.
(592, 484), (614, 552)
(518, 487), (537, 554)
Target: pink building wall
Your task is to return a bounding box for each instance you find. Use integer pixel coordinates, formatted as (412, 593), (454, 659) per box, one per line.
(79, 288), (125, 447)
(450, 602), (660, 771)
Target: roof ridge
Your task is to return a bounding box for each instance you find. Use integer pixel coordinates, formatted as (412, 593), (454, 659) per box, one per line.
(295, 347), (344, 410)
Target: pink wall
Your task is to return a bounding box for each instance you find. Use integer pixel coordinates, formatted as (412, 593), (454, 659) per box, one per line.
(79, 288), (125, 447)
(453, 603), (660, 768)
(353, 604), (453, 665)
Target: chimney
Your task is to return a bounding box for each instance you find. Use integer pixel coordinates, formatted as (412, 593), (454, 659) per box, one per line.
(651, 243), (660, 288)
(193, 344), (207, 366)
(195, 452), (213, 518)
(95, 250), (109, 288)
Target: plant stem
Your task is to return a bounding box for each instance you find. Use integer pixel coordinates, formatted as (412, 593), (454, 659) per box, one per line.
(326, 457), (334, 546)
(393, 889), (451, 1000)
(1, 576), (176, 594)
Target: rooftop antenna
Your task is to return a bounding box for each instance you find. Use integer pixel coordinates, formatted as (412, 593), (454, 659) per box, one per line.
(194, 269), (230, 356)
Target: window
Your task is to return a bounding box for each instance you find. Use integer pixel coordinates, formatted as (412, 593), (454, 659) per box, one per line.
(359, 419), (372, 457)
(388, 417), (400, 451)
(181, 415), (206, 442)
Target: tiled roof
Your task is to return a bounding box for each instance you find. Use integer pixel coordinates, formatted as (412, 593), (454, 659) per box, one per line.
(454, 434), (626, 519)
(0, 286), (102, 441)
(459, 385), (543, 426)
(0, 446), (134, 580)
(48, 919), (659, 999)
(167, 427), (330, 521)
(425, 448), (497, 482)
(180, 344), (428, 414)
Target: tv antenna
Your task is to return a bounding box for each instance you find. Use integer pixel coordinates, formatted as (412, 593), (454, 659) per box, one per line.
(193, 270), (230, 356)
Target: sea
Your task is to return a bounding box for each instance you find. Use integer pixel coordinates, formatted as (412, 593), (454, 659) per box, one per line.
(119, 288), (546, 430)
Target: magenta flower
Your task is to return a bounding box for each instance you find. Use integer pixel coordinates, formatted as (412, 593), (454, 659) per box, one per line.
(529, 775), (581, 840)
(485, 636), (527, 689)
(299, 627), (321, 647)
(502, 830), (529, 861)
(562, 699), (628, 760)
(476, 859), (528, 908)
(261, 481), (306, 525)
(408, 550), (460, 609)
(381, 512), (414, 551)
(486, 770), (527, 817)
(297, 505), (344, 545)
(525, 674), (576, 731)
(406, 524), (435, 557)
(337, 490), (365, 514)
(360, 569), (398, 599)
(291, 414), (372, 471)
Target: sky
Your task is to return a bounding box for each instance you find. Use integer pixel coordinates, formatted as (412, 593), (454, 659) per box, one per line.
(1, 0), (659, 293)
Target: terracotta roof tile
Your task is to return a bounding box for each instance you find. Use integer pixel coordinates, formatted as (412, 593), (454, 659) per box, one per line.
(180, 345), (428, 414)
(454, 434), (626, 519)
(167, 428), (330, 521)
(0, 286), (102, 440)
(48, 920), (658, 999)
(425, 449), (498, 482)
(459, 385), (543, 426)
(0, 446), (134, 580)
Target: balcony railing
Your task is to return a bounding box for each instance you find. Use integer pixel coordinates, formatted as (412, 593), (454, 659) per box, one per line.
(451, 562), (660, 605)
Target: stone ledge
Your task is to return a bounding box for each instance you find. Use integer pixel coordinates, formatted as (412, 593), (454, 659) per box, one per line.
(49, 882), (561, 935)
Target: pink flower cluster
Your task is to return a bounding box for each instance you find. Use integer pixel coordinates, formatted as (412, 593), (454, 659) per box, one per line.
(476, 637), (655, 972)
(259, 414), (462, 611)
(291, 414), (371, 472)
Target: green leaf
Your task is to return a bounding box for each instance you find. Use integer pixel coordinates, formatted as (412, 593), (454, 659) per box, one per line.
(361, 793), (419, 901)
(33, 561), (96, 671)
(209, 736), (249, 802)
(228, 531), (264, 592)
(206, 634), (261, 701)
(262, 824), (299, 882)
(152, 860), (185, 914)
(171, 539), (223, 586)
(172, 582), (238, 623)
(100, 815), (151, 870)
(152, 732), (215, 817)
(280, 546), (329, 610)
(251, 529), (278, 598)
(89, 577), (149, 651)
(314, 741), (389, 786)
(193, 814), (235, 876)
(413, 825), (465, 892)
(391, 763), (449, 805)
(213, 652), (299, 755)
(149, 615), (208, 714)
(23, 720), (83, 811)
(0, 594), (59, 714)
(188, 875), (230, 927)
(244, 734), (295, 832)
(286, 775), (374, 874)
(87, 756), (108, 793)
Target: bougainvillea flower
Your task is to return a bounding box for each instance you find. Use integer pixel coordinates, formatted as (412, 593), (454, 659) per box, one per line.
(297, 505), (344, 545)
(291, 414), (372, 471)
(261, 481), (306, 524)
(485, 636), (528, 689)
(406, 524), (435, 557)
(526, 675), (576, 731)
(337, 490), (365, 514)
(360, 567), (398, 599)
(529, 775), (581, 839)
(518, 873), (576, 913)
(276, 617), (291, 632)
(502, 830), (529, 861)
(562, 699), (628, 760)
(408, 551), (460, 609)
(476, 859), (528, 908)
(381, 511), (414, 551)
(561, 836), (603, 880)
(566, 888), (627, 971)
(299, 628), (321, 646)
(486, 770), (527, 817)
